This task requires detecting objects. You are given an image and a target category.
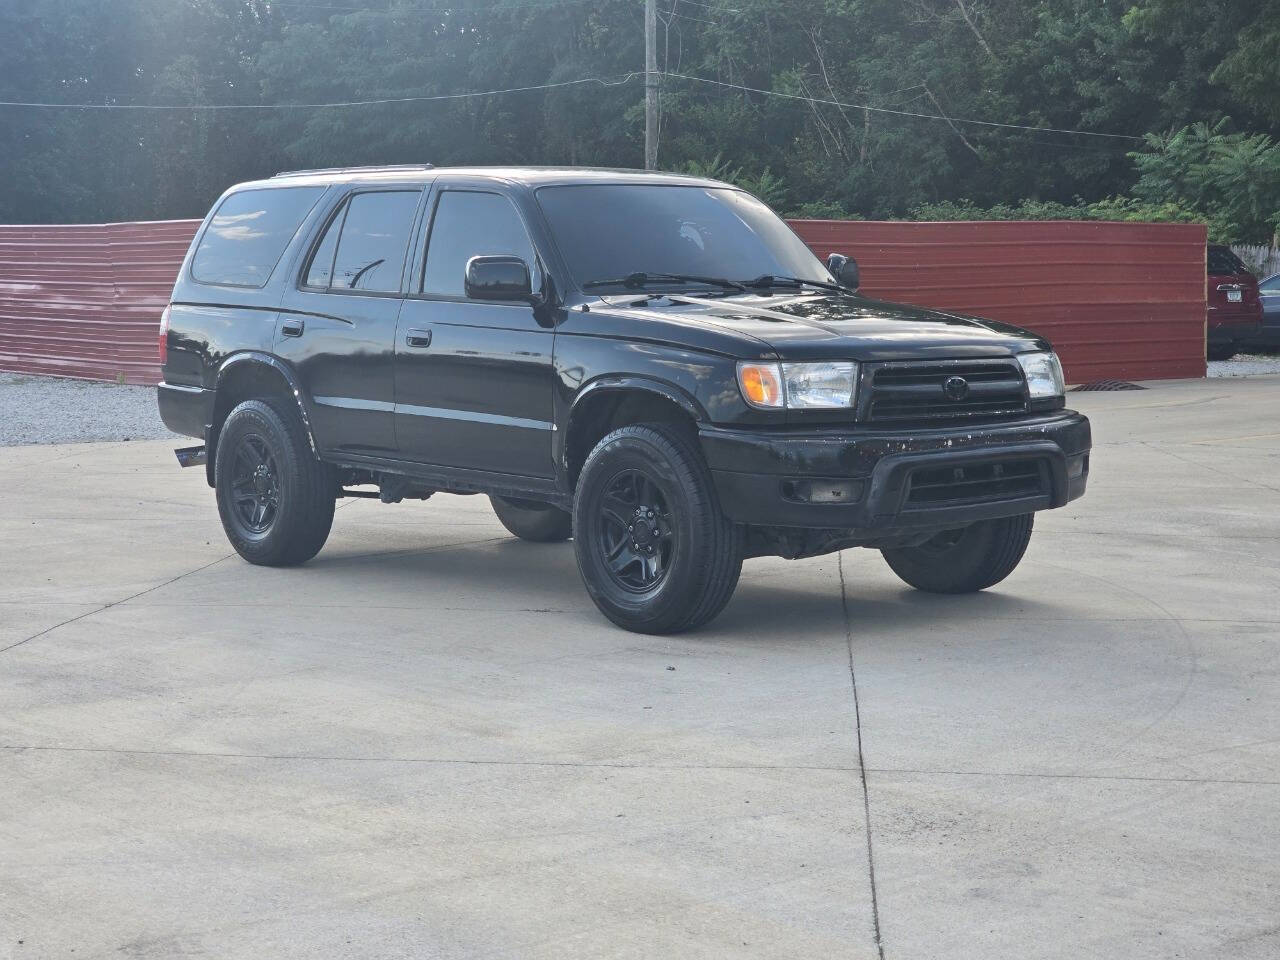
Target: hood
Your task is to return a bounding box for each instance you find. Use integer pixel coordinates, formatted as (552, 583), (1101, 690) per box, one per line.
(582, 290), (1049, 361)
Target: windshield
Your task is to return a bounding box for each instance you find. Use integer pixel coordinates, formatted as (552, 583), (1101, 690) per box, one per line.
(535, 184), (831, 292)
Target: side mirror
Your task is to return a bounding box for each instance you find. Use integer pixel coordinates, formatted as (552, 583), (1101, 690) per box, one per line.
(826, 253), (860, 291)
(464, 255), (533, 301)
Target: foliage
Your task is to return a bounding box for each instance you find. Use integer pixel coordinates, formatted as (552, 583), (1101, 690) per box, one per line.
(0, 0), (1276, 241)
(677, 153), (787, 209)
(1125, 0), (1280, 128)
(908, 198), (1094, 222)
(1128, 120), (1280, 243)
(907, 193), (1238, 243)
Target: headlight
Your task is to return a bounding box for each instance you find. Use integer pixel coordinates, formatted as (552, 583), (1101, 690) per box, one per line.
(738, 361), (857, 409)
(1016, 351), (1065, 399)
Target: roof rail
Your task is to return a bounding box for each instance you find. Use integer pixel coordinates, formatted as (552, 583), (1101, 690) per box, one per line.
(272, 164), (434, 178)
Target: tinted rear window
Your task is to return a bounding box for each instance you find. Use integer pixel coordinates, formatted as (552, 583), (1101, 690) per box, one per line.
(192, 186), (325, 287)
(1208, 247), (1248, 275)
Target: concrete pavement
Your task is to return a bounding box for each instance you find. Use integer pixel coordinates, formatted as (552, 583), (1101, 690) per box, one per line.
(1, 376), (1278, 959)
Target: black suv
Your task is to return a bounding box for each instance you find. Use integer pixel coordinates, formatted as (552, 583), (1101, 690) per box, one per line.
(159, 166), (1090, 633)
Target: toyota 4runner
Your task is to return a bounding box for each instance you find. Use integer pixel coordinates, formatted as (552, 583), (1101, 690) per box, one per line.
(158, 166), (1091, 633)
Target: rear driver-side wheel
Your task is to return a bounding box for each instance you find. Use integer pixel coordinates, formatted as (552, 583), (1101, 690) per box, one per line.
(215, 399), (335, 566)
(573, 423), (744, 634)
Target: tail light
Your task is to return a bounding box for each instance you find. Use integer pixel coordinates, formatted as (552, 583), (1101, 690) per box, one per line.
(158, 305), (171, 366)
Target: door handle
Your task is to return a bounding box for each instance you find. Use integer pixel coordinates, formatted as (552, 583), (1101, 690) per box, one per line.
(405, 328), (433, 348)
(281, 319), (305, 338)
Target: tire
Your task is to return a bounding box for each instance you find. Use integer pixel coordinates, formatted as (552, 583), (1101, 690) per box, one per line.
(490, 495), (573, 542)
(215, 398), (335, 566)
(573, 423), (744, 634)
(1207, 344), (1236, 361)
(881, 514), (1034, 594)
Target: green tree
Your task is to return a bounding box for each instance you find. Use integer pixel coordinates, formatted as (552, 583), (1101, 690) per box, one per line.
(1128, 120), (1280, 243)
(1126, 0), (1280, 130)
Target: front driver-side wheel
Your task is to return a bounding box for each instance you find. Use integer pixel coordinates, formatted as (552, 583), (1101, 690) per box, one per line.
(573, 423), (744, 634)
(489, 495), (572, 542)
(215, 398), (335, 566)
(880, 513), (1034, 594)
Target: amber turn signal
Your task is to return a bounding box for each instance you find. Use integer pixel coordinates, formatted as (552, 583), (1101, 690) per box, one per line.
(737, 362), (784, 408)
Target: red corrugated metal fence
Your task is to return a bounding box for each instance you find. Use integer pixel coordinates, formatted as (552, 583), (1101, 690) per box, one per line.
(789, 219), (1208, 383)
(0, 217), (1205, 387)
(0, 220), (199, 385)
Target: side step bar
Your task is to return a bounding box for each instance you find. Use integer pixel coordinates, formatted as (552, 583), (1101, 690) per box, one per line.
(174, 445), (207, 468)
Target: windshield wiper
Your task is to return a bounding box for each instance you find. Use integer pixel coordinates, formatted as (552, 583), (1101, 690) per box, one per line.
(743, 274), (848, 294)
(583, 271), (749, 294)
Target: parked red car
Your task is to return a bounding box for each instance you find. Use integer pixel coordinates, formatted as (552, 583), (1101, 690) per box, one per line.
(1207, 245), (1263, 360)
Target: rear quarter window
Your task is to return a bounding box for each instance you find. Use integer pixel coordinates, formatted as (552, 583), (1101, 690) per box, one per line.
(192, 186), (325, 288)
(1207, 247), (1248, 275)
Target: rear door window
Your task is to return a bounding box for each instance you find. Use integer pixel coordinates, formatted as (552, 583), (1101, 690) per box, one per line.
(326, 191), (421, 294)
(192, 186), (325, 287)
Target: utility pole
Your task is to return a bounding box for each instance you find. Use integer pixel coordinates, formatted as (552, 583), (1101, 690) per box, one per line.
(644, 0), (658, 170)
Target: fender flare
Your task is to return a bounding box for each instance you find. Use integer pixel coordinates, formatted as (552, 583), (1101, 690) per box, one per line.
(570, 375), (708, 423)
(210, 352), (319, 475)
(559, 375), (709, 474)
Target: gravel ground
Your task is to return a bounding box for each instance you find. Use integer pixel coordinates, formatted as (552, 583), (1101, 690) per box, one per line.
(0, 373), (179, 446)
(1208, 352), (1280, 377)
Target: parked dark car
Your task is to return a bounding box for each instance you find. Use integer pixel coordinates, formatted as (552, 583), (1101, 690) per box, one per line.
(1249, 273), (1280, 349)
(1207, 245), (1263, 360)
(158, 166), (1090, 633)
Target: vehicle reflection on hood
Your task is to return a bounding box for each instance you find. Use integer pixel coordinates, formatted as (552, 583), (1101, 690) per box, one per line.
(590, 290), (1048, 361)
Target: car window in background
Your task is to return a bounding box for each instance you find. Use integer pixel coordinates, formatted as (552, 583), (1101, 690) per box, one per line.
(328, 191), (421, 294)
(192, 186), (325, 288)
(536, 184), (829, 291)
(422, 191), (541, 297)
(1208, 247), (1249, 275)
(1259, 275), (1279, 292)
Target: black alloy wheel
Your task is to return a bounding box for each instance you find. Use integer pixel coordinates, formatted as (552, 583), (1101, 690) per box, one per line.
(596, 469), (675, 592)
(215, 398), (335, 566)
(572, 423), (745, 634)
(228, 434), (281, 536)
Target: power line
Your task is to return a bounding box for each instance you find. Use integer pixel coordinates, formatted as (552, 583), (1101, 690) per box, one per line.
(0, 74), (641, 111)
(264, 0), (598, 12)
(667, 11), (719, 25)
(677, 0), (741, 10)
(661, 71), (1145, 141)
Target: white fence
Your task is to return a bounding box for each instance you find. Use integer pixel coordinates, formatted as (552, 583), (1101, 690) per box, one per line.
(1232, 244), (1280, 279)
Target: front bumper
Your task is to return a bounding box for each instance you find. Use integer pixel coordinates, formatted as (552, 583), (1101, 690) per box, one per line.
(700, 411), (1091, 532)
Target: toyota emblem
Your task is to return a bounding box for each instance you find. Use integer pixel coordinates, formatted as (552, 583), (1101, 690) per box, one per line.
(943, 375), (970, 401)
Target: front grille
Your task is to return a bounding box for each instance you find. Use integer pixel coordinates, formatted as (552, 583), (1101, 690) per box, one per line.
(905, 458), (1046, 508)
(864, 360), (1028, 423)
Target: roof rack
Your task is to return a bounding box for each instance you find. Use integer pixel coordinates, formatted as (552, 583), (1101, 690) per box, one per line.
(272, 164), (434, 178)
